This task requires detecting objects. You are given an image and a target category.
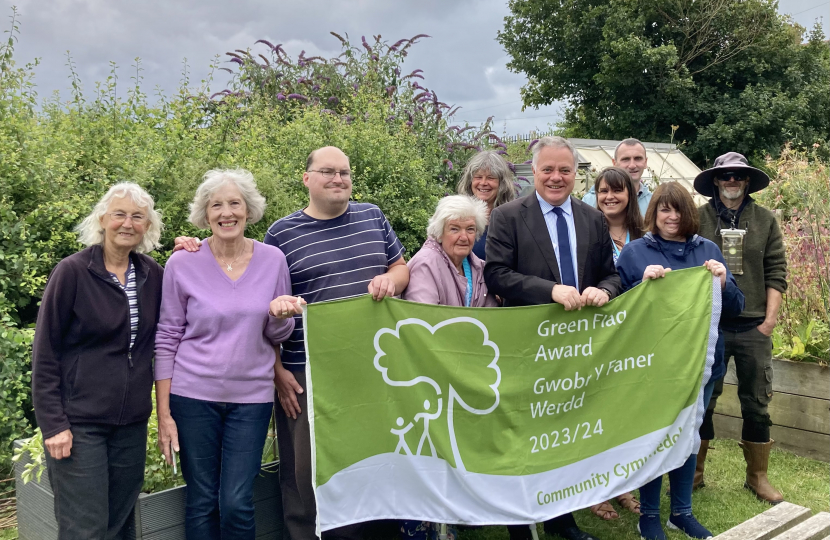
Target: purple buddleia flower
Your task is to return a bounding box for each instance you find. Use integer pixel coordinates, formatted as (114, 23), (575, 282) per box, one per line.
(495, 142), (508, 149)
(394, 67), (401, 76)
(497, 149), (507, 155)
(392, 39), (408, 49)
(313, 84), (320, 91)
(297, 77), (306, 84)
(508, 162), (516, 173)
(230, 57), (243, 65)
(523, 160), (532, 164)
(328, 96), (339, 104)
(298, 60), (306, 67)
(385, 85), (396, 96)
(517, 176), (528, 182)
(345, 115), (354, 124)
(390, 101), (395, 109)
(362, 36), (372, 53)
(255, 39), (275, 49)
(287, 93), (308, 101)
(353, 83), (359, 90)
(276, 93), (286, 101)
(371, 54), (378, 61)
(387, 115), (395, 122)
(443, 159), (454, 170)
(406, 121), (413, 126)
(528, 139), (539, 149)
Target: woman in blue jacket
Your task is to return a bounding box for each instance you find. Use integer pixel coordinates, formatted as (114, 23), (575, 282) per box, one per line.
(616, 182), (744, 540)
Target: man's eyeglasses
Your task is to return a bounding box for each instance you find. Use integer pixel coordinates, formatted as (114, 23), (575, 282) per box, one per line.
(107, 212), (147, 225)
(716, 172), (747, 182)
(309, 169), (352, 180)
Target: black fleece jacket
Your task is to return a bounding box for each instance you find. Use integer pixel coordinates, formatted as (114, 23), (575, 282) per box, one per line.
(32, 245), (163, 439)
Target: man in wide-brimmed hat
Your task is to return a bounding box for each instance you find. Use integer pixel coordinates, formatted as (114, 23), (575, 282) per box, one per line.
(694, 152), (787, 505)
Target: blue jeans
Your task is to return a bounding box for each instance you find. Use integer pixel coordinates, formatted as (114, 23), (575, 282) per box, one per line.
(170, 394), (273, 540)
(639, 377), (715, 516)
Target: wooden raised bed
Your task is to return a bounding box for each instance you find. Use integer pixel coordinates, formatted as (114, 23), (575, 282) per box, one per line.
(712, 358), (830, 462)
(14, 440), (284, 540)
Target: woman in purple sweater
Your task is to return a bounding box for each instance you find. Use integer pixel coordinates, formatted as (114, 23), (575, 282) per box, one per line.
(155, 169), (300, 540)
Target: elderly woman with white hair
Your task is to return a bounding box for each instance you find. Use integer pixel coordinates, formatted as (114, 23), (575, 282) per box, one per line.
(155, 169), (299, 539)
(404, 195), (497, 309)
(399, 195), (496, 539)
(32, 182), (164, 540)
(456, 150), (516, 261)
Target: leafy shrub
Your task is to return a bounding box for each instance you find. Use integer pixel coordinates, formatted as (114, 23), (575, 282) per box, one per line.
(0, 11), (518, 470)
(756, 147), (829, 363)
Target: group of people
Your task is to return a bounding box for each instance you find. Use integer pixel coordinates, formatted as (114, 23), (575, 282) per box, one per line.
(31, 136), (787, 540)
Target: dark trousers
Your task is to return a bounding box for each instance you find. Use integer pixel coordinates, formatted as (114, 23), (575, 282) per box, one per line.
(170, 394), (273, 540)
(704, 327), (774, 442)
(275, 370), (363, 540)
(45, 420), (148, 540)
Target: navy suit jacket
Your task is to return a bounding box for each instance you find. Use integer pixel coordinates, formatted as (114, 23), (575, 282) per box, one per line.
(483, 193), (621, 306)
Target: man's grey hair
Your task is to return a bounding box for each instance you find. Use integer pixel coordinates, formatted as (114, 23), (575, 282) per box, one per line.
(75, 182), (163, 253)
(532, 136), (579, 168)
(189, 169), (267, 230)
(456, 150), (516, 208)
(426, 195), (489, 241)
(614, 138), (647, 160)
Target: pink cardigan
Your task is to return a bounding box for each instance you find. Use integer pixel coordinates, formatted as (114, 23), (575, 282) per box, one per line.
(402, 237), (498, 307)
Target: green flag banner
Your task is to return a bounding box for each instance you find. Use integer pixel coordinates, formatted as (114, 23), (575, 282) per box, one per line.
(305, 267), (721, 532)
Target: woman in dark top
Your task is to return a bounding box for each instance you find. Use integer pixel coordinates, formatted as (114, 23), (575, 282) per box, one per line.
(32, 182), (164, 540)
(616, 183), (744, 540)
(456, 150), (516, 260)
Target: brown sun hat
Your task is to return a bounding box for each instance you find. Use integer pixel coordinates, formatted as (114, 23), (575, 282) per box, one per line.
(693, 152), (770, 197)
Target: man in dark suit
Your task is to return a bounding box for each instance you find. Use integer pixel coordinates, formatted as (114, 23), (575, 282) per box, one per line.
(485, 136), (620, 540)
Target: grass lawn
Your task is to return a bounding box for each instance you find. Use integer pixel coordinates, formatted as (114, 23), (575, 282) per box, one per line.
(0, 439), (827, 539)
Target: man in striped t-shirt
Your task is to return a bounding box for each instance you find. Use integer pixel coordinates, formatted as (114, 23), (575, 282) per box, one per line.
(265, 146), (409, 539)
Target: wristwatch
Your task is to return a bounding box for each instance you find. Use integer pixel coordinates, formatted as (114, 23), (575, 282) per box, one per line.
(598, 287), (612, 299)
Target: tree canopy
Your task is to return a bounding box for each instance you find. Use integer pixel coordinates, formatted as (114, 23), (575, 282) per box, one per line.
(497, 0), (830, 164)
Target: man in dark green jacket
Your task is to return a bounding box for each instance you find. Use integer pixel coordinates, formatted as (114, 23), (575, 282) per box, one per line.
(693, 152), (787, 505)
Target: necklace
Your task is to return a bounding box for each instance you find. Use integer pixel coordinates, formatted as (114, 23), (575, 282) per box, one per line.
(209, 237), (248, 272)
(610, 228), (627, 244)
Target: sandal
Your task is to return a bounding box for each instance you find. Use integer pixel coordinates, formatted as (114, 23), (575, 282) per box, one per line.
(616, 492), (641, 515)
(589, 500), (619, 520)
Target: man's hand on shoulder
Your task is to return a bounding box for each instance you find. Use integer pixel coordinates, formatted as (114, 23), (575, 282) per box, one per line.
(581, 286), (610, 307)
(552, 284), (583, 311)
(173, 236), (202, 253)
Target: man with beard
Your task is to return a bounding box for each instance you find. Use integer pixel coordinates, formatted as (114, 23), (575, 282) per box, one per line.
(693, 152), (787, 505)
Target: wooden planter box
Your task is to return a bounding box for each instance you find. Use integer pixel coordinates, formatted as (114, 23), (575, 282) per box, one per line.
(712, 358), (830, 462)
(14, 440), (284, 540)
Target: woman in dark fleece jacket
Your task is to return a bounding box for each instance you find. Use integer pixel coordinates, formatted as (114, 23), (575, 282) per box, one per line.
(616, 183), (744, 540)
(32, 183), (164, 540)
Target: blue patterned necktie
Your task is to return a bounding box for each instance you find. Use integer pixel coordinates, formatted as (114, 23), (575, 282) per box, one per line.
(552, 207), (577, 287)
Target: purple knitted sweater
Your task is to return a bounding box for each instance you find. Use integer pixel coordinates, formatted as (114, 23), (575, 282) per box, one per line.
(155, 240), (294, 403)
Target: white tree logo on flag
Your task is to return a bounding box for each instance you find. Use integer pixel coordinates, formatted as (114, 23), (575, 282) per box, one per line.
(373, 317), (501, 472)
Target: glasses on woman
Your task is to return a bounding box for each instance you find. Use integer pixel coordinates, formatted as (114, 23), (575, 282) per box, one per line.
(107, 212), (147, 225)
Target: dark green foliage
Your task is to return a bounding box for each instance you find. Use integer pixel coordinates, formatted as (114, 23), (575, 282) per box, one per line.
(498, 0), (830, 164)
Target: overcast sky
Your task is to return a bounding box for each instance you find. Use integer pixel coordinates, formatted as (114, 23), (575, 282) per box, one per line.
(3, 0), (827, 136)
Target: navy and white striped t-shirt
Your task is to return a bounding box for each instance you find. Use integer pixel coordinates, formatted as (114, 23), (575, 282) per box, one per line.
(108, 259), (138, 350)
(264, 203), (405, 370)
